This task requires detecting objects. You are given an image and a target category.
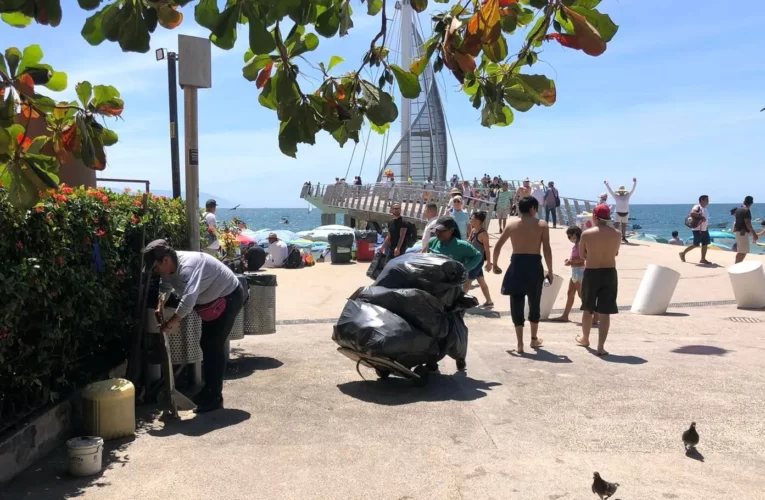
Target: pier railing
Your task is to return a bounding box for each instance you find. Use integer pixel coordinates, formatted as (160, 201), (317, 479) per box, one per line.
(300, 182), (597, 227)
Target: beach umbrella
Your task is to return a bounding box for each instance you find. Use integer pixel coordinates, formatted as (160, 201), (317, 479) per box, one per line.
(235, 232), (254, 244)
(251, 229), (299, 243)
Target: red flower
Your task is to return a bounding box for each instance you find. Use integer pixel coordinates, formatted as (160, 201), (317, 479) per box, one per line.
(36, 206), (44, 213)
(61, 187), (73, 195)
(116, 269), (125, 276)
(16, 241), (23, 249)
(50, 291), (57, 298)
(131, 216), (139, 224)
(102, 196), (109, 205)
(124, 187), (132, 194)
(134, 200), (142, 207)
(96, 229), (106, 238)
(57, 257), (65, 265)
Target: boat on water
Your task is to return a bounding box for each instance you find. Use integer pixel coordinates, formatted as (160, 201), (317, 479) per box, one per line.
(280, 216), (289, 225)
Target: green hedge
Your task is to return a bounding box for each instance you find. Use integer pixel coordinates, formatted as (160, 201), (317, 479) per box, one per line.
(0, 185), (187, 429)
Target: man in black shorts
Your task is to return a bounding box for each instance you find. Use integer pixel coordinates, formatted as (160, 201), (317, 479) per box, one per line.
(576, 204), (621, 356)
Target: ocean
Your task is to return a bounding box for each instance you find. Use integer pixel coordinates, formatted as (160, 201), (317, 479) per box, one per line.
(219, 204), (765, 241)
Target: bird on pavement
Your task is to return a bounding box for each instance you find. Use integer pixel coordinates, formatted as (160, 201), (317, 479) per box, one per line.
(683, 422), (699, 450)
(592, 472), (619, 499)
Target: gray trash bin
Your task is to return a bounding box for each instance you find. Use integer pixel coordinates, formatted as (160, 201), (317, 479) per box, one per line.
(145, 307), (203, 365)
(228, 276), (248, 341)
(244, 274), (277, 334)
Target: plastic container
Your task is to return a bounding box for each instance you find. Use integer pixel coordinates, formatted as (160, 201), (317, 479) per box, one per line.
(328, 233), (354, 264)
(728, 260), (765, 309)
(67, 436), (104, 477)
(356, 240), (375, 262)
(631, 264), (680, 315)
(81, 378), (135, 440)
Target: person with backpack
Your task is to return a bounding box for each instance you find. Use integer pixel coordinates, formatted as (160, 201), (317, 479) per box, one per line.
(679, 195), (712, 265)
(543, 181), (560, 229)
(202, 199), (220, 255)
(265, 233), (289, 268)
(377, 203), (412, 259)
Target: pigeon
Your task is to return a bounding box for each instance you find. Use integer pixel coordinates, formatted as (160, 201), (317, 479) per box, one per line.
(592, 472), (619, 499)
(682, 421), (699, 450)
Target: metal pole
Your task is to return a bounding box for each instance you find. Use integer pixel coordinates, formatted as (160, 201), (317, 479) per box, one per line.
(167, 53), (182, 199)
(184, 87), (200, 251)
(400, 0), (413, 181)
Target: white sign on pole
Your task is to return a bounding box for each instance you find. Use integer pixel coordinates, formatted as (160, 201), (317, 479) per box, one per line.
(178, 35), (212, 89)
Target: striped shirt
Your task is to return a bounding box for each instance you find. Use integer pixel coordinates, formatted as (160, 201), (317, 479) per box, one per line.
(496, 190), (513, 209)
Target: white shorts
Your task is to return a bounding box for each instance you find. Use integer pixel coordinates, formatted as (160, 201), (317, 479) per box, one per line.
(496, 208), (509, 219)
(614, 212), (629, 223)
(735, 233), (751, 254)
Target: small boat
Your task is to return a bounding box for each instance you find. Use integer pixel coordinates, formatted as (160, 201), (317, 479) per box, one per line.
(280, 217), (289, 225)
(631, 224), (642, 230)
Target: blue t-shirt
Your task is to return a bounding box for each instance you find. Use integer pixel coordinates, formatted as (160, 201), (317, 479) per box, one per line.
(450, 210), (470, 241)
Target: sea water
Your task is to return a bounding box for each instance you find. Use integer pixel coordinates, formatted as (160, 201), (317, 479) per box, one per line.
(221, 203), (764, 241)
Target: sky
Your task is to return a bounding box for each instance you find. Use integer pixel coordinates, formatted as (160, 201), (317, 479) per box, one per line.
(6, 0), (765, 207)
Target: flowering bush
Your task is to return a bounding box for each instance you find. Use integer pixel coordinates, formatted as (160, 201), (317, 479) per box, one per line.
(0, 185), (186, 430)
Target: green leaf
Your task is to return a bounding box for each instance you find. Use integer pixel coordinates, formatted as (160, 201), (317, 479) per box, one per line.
(503, 86), (535, 112)
(25, 137), (48, 155)
(328, 55), (344, 71)
(361, 82), (398, 126)
(1, 12), (32, 28)
(290, 33), (320, 58)
(18, 45), (43, 75)
(0, 55), (7, 77)
(258, 76), (278, 110)
(501, 14), (517, 34)
(516, 6), (535, 26)
(76, 82), (93, 107)
(482, 37), (508, 63)
(247, 10), (276, 55)
(339, 0), (353, 36)
(389, 65), (421, 99)
(38, 0), (62, 27)
(92, 85), (120, 106)
(81, 5), (111, 45)
(481, 103), (513, 128)
(370, 122), (389, 134)
(555, 8), (574, 32)
(315, 5), (340, 38)
(4, 48), (21, 77)
(574, 0), (601, 8)
(78, 0), (103, 10)
(410, 56), (428, 76)
(569, 6), (618, 42)
(0, 127), (12, 155)
(278, 119), (300, 158)
(194, 0), (219, 31)
(44, 71), (67, 92)
(367, 0), (382, 15)
(118, 8), (151, 53)
(514, 74), (556, 106)
(211, 5), (239, 50)
(243, 54), (276, 81)
(525, 0), (548, 9)
(410, 0), (428, 13)
(101, 128), (118, 146)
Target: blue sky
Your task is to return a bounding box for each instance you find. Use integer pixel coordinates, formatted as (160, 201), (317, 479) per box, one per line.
(7, 0), (764, 207)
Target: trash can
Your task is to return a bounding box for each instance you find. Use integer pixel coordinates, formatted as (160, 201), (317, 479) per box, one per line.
(228, 275), (248, 341)
(328, 233), (354, 264)
(145, 306), (203, 365)
(355, 230), (376, 262)
(244, 274), (277, 335)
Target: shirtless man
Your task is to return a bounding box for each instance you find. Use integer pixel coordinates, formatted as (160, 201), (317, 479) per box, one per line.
(576, 204), (621, 356)
(512, 178), (531, 215)
(493, 196), (553, 354)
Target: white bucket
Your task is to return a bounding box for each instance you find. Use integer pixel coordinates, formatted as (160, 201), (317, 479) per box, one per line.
(67, 436), (104, 477)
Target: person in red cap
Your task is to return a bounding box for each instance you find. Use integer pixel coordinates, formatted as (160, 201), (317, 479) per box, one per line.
(576, 204), (621, 356)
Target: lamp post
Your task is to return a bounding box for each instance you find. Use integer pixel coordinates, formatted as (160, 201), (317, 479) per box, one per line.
(155, 48), (182, 199)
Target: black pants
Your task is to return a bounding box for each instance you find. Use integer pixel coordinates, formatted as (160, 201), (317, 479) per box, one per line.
(200, 285), (245, 398)
(545, 207), (557, 227)
(501, 254), (544, 327)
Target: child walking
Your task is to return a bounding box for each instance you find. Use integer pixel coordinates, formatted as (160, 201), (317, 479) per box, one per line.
(552, 226), (597, 323)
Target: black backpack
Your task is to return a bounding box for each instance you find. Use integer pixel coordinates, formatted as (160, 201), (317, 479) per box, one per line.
(284, 244), (304, 269)
(403, 221), (417, 248)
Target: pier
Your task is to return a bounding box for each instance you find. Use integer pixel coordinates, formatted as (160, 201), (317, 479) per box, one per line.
(299, 181), (598, 229)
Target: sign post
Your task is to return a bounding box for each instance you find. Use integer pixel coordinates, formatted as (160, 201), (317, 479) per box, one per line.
(178, 35), (212, 251)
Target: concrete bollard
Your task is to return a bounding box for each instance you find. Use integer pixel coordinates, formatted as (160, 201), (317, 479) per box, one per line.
(728, 261), (765, 309)
(631, 264), (681, 315)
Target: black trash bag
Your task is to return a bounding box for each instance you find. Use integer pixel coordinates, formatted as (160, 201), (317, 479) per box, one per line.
(444, 312), (469, 361)
(351, 286), (448, 339)
(373, 253), (467, 303)
(366, 252), (388, 280)
(449, 293), (480, 313)
(332, 300), (438, 367)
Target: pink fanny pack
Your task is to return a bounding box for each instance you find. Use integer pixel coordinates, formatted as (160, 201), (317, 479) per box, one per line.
(195, 297), (226, 322)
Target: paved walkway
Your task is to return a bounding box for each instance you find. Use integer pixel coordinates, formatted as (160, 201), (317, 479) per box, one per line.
(3, 221), (765, 499)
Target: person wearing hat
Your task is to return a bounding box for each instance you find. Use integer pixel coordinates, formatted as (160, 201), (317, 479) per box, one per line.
(265, 232), (289, 267)
(576, 204), (622, 356)
(144, 239), (245, 413)
(427, 215), (483, 371)
(202, 199), (220, 255)
(604, 178), (637, 243)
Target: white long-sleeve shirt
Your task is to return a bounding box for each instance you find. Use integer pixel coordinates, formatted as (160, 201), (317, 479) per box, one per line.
(160, 251), (240, 318)
(606, 183), (636, 213)
(265, 240), (289, 268)
(421, 216), (438, 250)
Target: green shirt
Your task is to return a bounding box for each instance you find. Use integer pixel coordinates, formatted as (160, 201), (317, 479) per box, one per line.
(496, 189), (513, 209)
(428, 237), (483, 272)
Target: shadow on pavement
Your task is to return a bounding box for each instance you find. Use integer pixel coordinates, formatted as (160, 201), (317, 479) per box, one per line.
(507, 348), (572, 363)
(0, 436), (135, 500)
(671, 345), (730, 356)
(585, 347), (648, 365)
(148, 409), (251, 438)
(225, 355), (283, 380)
(686, 447), (705, 462)
(466, 308), (502, 319)
(662, 312), (690, 317)
(337, 373), (501, 406)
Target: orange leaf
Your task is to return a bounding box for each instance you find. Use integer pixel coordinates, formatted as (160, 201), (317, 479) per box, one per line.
(454, 53), (477, 74)
(545, 33), (583, 51)
(15, 74), (35, 97)
(16, 133), (33, 151)
(61, 125), (77, 151)
(256, 62), (274, 89)
(469, 0), (502, 44)
(563, 6), (606, 56)
(334, 83), (347, 100)
(97, 103), (124, 117)
(21, 103), (40, 119)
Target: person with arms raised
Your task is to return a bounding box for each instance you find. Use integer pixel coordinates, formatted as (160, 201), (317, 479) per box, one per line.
(604, 178), (637, 243)
(492, 196), (553, 354)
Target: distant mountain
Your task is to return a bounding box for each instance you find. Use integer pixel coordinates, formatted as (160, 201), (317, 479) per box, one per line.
(151, 190), (236, 208)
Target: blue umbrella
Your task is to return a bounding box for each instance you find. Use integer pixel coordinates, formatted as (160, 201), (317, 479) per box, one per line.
(251, 229), (299, 244)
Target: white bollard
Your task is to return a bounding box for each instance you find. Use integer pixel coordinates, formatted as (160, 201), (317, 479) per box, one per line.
(631, 264), (681, 315)
(524, 273), (564, 320)
(727, 261), (765, 309)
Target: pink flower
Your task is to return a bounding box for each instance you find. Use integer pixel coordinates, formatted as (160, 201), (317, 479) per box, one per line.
(16, 241), (23, 249)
